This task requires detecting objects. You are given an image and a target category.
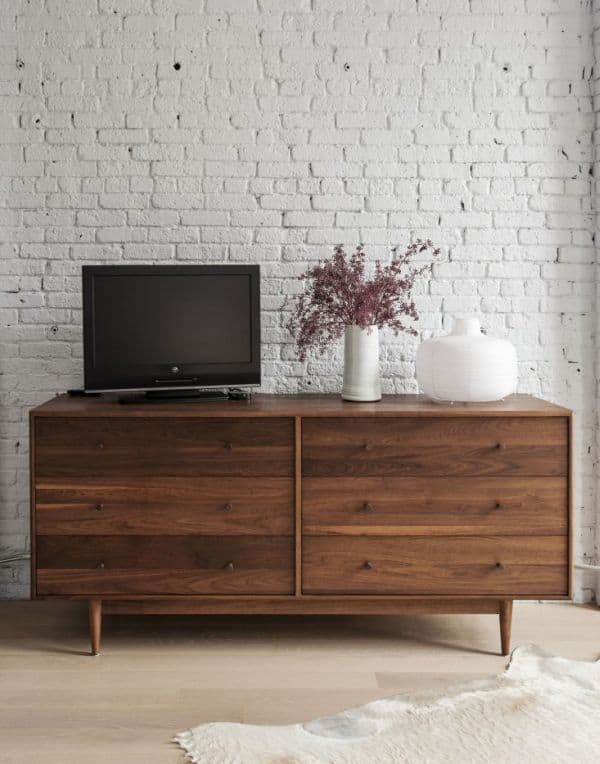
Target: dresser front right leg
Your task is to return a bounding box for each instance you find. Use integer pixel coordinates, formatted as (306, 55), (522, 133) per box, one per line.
(89, 598), (102, 656)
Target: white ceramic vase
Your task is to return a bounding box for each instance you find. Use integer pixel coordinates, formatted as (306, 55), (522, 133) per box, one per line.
(341, 325), (382, 402)
(416, 317), (518, 403)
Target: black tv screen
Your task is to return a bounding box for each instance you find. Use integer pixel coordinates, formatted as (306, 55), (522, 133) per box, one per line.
(83, 265), (260, 392)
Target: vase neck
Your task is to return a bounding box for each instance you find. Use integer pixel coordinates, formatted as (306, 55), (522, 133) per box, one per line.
(346, 324), (378, 332)
(450, 317), (481, 337)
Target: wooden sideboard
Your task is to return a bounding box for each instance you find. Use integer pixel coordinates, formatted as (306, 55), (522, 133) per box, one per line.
(30, 394), (572, 656)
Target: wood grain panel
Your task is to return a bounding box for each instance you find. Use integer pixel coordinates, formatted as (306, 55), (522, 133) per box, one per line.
(35, 417), (294, 478)
(294, 416), (302, 596)
(36, 536), (293, 595)
(103, 598), (503, 615)
(31, 393), (572, 419)
(303, 536), (568, 596)
(29, 410), (37, 599)
(36, 568), (293, 596)
(35, 478), (293, 535)
(302, 417), (568, 477)
(37, 535), (292, 569)
(302, 477), (568, 536)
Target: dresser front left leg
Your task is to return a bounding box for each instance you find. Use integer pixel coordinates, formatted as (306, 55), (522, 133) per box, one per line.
(499, 599), (513, 656)
(89, 599), (102, 656)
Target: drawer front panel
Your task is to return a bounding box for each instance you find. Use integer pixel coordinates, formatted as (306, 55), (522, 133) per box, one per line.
(35, 477), (294, 535)
(35, 417), (294, 478)
(302, 417), (568, 477)
(36, 535), (293, 595)
(303, 536), (568, 596)
(303, 477), (568, 536)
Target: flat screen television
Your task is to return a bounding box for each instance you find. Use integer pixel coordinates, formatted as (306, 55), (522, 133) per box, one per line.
(82, 265), (260, 395)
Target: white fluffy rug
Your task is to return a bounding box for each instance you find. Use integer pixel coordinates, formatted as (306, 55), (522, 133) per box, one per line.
(175, 645), (600, 763)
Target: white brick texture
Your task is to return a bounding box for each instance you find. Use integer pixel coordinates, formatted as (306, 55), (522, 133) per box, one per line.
(593, 0), (600, 600)
(0, 0), (597, 601)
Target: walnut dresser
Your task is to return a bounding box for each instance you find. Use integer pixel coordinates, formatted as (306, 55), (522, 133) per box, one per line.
(30, 393), (572, 655)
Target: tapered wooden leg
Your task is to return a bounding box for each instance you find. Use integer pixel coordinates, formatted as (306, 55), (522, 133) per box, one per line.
(89, 599), (102, 656)
(499, 599), (513, 656)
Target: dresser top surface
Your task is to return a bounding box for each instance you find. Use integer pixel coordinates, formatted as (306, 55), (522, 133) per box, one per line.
(30, 393), (571, 418)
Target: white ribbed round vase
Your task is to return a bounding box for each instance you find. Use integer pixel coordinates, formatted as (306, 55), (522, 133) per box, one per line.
(341, 325), (382, 402)
(416, 317), (518, 403)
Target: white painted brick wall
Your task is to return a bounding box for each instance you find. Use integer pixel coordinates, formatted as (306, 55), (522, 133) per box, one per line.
(593, 0), (600, 598)
(0, 0), (597, 601)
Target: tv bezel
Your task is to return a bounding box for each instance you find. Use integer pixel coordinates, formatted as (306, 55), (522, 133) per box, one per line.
(82, 264), (261, 393)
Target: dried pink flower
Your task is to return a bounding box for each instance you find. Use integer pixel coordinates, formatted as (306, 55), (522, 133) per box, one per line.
(286, 241), (439, 361)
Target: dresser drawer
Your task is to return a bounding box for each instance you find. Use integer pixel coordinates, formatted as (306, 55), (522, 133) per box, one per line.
(35, 417), (294, 478)
(303, 536), (568, 596)
(302, 417), (568, 477)
(36, 535), (293, 595)
(303, 477), (568, 536)
(35, 477), (294, 535)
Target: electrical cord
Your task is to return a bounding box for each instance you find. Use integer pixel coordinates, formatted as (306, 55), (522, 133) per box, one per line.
(0, 554), (30, 565)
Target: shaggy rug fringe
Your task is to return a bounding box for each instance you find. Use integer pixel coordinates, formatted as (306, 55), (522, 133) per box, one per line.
(175, 645), (600, 763)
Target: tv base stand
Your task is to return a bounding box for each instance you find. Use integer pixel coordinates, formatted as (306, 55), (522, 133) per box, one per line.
(29, 393), (572, 657)
(119, 388), (230, 404)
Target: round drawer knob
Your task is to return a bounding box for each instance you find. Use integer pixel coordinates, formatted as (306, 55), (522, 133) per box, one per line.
(95, 503), (103, 512)
(97, 442), (104, 449)
(362, 502), (374, 513)
(223, 502), (233, 512)
(224, 441), (233, 451)
(97, 562), (105, 569)
(495, 442), (505, 450)
(363, 560), (373, 570)
(363, 442), (371, 452)
(225, 561), (235, 571)
(495, 561), (505, 570)
(494, 502), (503, 510)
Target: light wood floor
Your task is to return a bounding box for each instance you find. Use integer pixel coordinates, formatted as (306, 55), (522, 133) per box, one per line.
(0, 601), (597, 763)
